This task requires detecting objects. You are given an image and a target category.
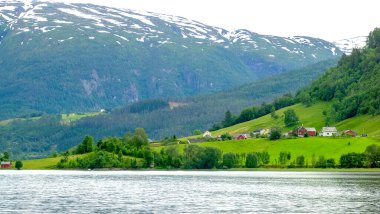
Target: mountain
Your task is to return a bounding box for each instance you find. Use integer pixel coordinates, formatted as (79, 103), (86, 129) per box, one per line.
(0, 0), (342, 119)
(210, 28), (380, 136)
(333, 36), (367, 54)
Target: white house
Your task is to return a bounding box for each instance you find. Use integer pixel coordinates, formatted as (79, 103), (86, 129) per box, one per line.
(203, 131), (212, 138)
(320, 127), (338, 137)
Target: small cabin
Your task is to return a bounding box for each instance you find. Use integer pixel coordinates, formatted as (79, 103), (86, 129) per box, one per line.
(1, 161), (11, 169)
(343, 130), (357, 137)
(320, 127), (338, 137)
(203, 131), (212, 138)
(235, 134), (248, 140)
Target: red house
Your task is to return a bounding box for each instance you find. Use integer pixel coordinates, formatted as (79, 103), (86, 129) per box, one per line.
(344, 130), (357, 137)
(1, 161), (11, 169)
(235, 134), (248, 140)
(295, 126), (316, 137)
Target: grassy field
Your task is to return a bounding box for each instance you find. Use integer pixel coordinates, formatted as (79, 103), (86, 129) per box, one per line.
(16, 155), (86, 169)
(61, 112), (104, 123)
(184, 102), (380, 139)
(0, 112), (104, 126)
(156, 137), (380, 165)
(11, 154), (144, 170)
(184, 102), (331, 139)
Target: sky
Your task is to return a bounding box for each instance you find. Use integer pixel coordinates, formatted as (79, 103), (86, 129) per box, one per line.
(46, 0), (380, 41)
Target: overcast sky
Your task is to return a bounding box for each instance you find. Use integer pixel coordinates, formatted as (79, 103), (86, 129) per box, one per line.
(47, 0), (379, 41)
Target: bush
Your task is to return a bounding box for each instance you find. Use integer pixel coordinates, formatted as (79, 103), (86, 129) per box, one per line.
(223, 152), (238, 168)
(257, 151), (270, 165)
(15, 160), (23, 170)
(326, 158), (335, 168)
(182, 145), (222, 169)
(365, 144), (380, 168)
(269, 127), (281, 140)
(296, 155), (305, 167)
(315, 156), (327, 168)
(221, 133), (232, 141)
(279, 152), (291, 165)
(245, 153), (259, 168)
(340, 153), (365, 168)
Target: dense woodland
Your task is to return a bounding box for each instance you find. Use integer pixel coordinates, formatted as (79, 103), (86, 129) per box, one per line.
(300, 28), (380, 121)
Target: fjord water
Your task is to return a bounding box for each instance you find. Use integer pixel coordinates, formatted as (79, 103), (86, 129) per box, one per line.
(0, 171), (379, 213)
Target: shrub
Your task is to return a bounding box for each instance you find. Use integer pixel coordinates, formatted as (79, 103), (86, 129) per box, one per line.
(365, 144), (380, 168)
(340, 153), (365, 168)
(279, 152), (291, 165)
(269, 127), (281, 140)
(245, 153), (259, 168)
(223, 152), (238, 168)
(296, 155), (305, 167)
(315, 156), (327, 168)
(326, 158), (335, 168)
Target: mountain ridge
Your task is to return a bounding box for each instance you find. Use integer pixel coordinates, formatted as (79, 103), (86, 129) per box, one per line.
(0, 0), (342, 119)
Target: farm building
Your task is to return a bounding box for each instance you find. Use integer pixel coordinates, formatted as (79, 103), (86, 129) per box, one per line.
(1, 161), (11, 169)
(294, 126), (317, 137)
(320, 127), (338, 137)
(343, 130), (357, 137)
(203, 131), (212, 138)
(252, 129), (270, 136)
(235, 134), (248, 140)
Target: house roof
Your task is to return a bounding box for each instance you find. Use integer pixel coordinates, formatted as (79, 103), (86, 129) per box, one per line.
(321, 127), (337, 132)
(1, 161), (11, 164)
(252, 129), (263, 132)
(305, 128), (316, 132)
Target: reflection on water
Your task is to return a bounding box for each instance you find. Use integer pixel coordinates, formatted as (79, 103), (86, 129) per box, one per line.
(0, 171), (379, 213)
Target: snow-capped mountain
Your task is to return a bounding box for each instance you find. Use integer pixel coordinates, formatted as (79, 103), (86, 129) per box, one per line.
(333, 36), (367, 54)
(0, 0), (342, 118)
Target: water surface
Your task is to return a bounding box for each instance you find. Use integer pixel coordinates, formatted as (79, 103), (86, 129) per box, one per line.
(0, 171), (379, 213)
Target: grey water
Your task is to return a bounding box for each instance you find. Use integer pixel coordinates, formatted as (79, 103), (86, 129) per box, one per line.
(0, 171), (380, 213)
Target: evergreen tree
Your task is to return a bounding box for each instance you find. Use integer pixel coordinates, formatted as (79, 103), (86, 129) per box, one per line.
(284, 109), (299, 127)
(270, 106), (278, 119)
(223, 110), (233, 127)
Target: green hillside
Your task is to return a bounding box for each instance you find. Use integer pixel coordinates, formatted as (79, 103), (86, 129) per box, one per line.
(200, 102), (380, 137)
(173, 101), (380, 165)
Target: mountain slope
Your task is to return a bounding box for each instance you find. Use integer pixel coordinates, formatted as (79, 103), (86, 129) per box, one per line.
(0, 0), (342, 119)
(203, 102), (380, 137)
(204, 28), (380, 138)
(0, 59), (337, 158)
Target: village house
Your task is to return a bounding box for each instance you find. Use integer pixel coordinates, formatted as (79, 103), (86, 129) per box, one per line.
(203, 131), (212, 138)
(320, 127), (338, 137)
(235, 134), (248, 140)
(1, 161), (11, 169)
(343, 130), (358, 137)
(252, 128), (270, 137)
(294, 126), (317, 137)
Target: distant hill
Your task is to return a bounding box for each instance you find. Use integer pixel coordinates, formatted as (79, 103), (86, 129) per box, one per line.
(0, 0), (342, 119)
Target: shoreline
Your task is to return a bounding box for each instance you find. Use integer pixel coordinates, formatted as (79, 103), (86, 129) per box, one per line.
(3, 168), (380, 172)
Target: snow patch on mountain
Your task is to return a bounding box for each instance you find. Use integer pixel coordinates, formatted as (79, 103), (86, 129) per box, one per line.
(333, 36), (367, 54)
